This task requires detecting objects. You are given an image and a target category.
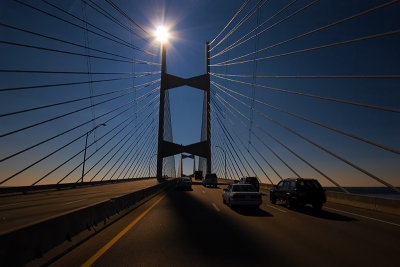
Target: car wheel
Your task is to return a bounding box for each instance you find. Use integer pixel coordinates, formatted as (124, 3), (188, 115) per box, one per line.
(285, 197), (294, 209)
(312, 202), (323, 210)
(270, 195), (276, 204)
(223, 197), (226, 204)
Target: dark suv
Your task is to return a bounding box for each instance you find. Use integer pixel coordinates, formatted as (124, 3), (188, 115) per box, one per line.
(269, 178), (326, 210)
(202, 173), (218, 187)
(239, 177), (260, 192)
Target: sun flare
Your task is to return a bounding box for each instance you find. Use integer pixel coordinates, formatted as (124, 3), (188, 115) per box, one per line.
(155, 25), (169, 43)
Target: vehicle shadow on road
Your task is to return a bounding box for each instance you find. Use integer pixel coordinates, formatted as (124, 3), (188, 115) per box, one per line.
(201, 185), (221, 189)
(164, 189), (290, 266)
(275, 204), (357, 221)
(176, 187), (193, 191)
(231, 206), (272, 217)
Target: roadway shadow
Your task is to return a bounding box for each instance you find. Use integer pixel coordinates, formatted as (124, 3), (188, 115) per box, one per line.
(230, 206), (272, 217)
(175, 187), (193, 191)
(163, 189), (289, 266)
(274, 203), (357, 221)
(202, 185), (221, 189)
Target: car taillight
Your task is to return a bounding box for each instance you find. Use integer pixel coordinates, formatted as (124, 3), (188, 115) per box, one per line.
(251, 194), (261, 199)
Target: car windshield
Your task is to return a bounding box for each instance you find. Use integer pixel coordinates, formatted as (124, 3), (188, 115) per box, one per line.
(232, 185), (257, 192)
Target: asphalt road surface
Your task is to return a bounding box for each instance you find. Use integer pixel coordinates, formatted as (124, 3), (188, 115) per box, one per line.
(0, 179), (158, 234)
(51, 183), (400, 267)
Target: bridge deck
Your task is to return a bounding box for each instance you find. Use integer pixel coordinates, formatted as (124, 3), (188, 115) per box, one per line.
(49, 184), (400, 266)
(0, 179), (158, 235)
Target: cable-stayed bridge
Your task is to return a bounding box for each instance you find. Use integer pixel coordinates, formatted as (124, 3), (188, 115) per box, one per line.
(0, 0), (399, 266)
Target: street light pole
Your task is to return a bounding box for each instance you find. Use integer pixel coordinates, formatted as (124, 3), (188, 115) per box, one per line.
(216, 145), (226, 179)
(81, 123), (106, 183)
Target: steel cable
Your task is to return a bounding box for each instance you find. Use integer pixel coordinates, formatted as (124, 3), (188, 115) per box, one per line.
(88, 107), (158, 182)
(211, 73), (400, 113)
(210, 0), (268, 51)
(30, 94), (159, 185)
(215, 84), (348, 191)
(213, 0), (400, 65)
(0, 40), (159, 66)
(210, 0), (302, 58)
(14, 0), (155, 56)
(214, 93), (301, 178)
(0, 80), (160, 138)
(211, 80), (400, 155)
(211, 29), (400, 66)
(0, 87), (159, 163)
(209, 0), (250, 46)
(213, 83), (400, 193)
(0, 77), (159, 117)
(56, 99), (159, 184)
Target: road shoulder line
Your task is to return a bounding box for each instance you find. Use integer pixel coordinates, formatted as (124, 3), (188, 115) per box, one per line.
(325, 206), (400, 227)
(81, 192), (168, 267)
(212, 202), (220, 212)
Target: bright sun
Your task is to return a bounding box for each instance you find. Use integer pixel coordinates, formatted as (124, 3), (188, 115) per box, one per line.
(155, 25), (169, 43)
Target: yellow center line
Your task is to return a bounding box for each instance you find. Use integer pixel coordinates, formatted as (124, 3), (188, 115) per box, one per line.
(81, 192), (168, 267)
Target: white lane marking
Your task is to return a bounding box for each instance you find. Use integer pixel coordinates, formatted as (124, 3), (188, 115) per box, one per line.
(212, 202), (220, 212)
(63, 199), (87, 205)
(0, 202), (26, 208)
(325, 207), (400, 228)
(266, 204), (287, 213)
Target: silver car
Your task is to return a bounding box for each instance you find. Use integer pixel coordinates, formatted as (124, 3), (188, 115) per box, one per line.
(176, 176), (192, 190)
(222, 184), (262, 208)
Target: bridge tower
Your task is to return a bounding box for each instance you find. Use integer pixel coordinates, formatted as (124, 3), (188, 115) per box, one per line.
(157, 42), (211, 181)
(178, 154), (197, 177)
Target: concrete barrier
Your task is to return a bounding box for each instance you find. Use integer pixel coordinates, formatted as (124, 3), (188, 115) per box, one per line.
(0, 180), (175, 266)
(217, 178), (235, 185)
(0, 177), (157, 195)
(325, 191), (400, 215)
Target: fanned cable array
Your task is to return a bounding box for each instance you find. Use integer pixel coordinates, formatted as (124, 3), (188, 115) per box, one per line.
(163, 90), (177, 178)
(208, 0), (400, 193)
(0, 0), (176, 186)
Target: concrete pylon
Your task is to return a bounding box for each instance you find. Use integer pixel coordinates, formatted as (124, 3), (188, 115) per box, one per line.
(157, 42), (211, 180)
(193, 155), (196, 174)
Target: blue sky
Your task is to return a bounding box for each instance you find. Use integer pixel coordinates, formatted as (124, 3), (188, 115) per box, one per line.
(0, 0), (399, 187)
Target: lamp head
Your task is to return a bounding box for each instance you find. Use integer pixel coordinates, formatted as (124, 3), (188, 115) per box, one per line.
(155, 25), (169, 43)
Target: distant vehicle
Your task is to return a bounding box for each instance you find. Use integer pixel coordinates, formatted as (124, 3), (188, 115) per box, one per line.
(222, 184), (262, 208)
(238, 177), (260, 191)
(202, 173), (218, 187)
(270, 178), (326, 210)
(194, 170), (203, 180)
(176, 176), (192, 190)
